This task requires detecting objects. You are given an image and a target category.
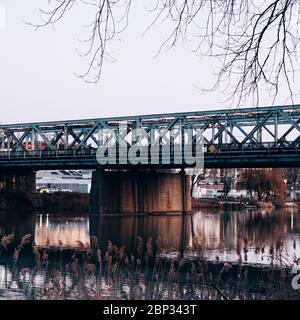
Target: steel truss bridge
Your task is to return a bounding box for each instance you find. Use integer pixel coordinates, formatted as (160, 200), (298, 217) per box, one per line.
(1, 105), (300, 170)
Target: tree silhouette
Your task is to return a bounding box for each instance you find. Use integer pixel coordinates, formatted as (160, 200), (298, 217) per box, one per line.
(237, 168), (286, 206)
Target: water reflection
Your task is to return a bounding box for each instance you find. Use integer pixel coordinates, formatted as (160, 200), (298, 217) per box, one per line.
(191, 209), (300, 265)
(35, 214), (90, 249)
(0, 209), (300, 266)
(38, 210), (300, 266)
(89, 214), (191, 254)
(40, 209), (300, 265)
(0, 209), (300, 300)
(0, 212), (35, 243)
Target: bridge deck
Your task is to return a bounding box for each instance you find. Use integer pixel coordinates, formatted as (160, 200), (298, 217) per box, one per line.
(0, 146), (299, 170)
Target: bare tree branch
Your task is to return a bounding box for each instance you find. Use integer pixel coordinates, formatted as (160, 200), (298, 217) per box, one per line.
(150, 0), (300, 105)
(33, 0), (300, 104)
(32, 0), (132, 83)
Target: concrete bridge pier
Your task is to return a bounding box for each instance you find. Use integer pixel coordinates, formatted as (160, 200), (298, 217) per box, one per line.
(90, 169), (191, 214)
(0, 171), (36, 193)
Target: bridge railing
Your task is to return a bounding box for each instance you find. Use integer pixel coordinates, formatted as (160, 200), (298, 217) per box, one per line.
(0, 148), (97, 160)
(212, 142), (298, 152)
(0, 141), (298, 160)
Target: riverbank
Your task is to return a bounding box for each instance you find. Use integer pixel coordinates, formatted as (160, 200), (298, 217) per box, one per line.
(0, 192), (90, 212)
(192, 198), (256, 210)
(192, 198), (299, 210)
(1, 192), (298, 213)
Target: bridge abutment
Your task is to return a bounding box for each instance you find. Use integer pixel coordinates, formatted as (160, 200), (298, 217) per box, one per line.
(0, 171), (36, 193)
(90, 169), (191, 214)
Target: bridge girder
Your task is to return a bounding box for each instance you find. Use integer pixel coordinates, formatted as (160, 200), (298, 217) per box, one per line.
(1, 105), (300, 169)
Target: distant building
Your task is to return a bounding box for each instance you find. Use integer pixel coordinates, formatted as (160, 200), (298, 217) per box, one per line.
(193, 184), (224, 198)
(192, 168), (247, 199)
(36, 170), (92, 193)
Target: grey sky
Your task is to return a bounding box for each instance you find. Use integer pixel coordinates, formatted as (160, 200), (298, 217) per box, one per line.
(0, 0), (299, 124)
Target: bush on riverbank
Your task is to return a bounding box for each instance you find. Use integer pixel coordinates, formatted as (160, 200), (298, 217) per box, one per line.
(0, 192), (90, 212)
(0, 192), (33, 211)
(237, 168), (287, 207)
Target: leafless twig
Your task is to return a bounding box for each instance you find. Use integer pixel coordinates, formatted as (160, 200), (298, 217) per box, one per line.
(33, 0), (300, 104)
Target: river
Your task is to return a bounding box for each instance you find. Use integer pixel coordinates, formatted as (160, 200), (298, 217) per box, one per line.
(0, 208), (300, 300)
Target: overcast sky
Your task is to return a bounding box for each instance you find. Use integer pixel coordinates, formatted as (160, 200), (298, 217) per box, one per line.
(0, 0), (299, 124)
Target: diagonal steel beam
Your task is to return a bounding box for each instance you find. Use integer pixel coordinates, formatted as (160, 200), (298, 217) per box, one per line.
(102, 124), (132, 149)
(262, 124), (275, 138)
(277, 109), (300, 134)
(67, 128), (84, 147)
(50, 130), (64, 147)
(240, 111), (273, 145)
(232, 122), (258, 144)
(69, 129), (85, 148)
(214, 121), (240, 145)
(11, 128), (32, 151)
(32, 125), (55, 150)
(5, 129), (26, 151)
(278, 118), (300, 144)
(76, 121), (104, 150)
(151, 116), (182, 146)
(90, 134), (100, 147)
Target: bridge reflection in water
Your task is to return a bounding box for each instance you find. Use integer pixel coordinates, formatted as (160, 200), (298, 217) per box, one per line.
(1, 209), (298, 266)
(0, 209), (300, 300)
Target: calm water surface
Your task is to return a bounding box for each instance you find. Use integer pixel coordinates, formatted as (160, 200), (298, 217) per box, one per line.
(0, 208), (299, 300)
